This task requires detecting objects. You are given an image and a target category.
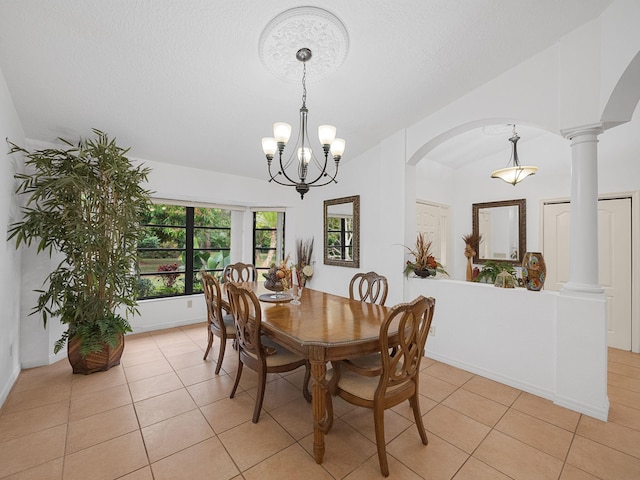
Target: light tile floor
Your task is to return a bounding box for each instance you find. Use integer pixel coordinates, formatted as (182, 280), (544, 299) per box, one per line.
(1, 324), (639, 479)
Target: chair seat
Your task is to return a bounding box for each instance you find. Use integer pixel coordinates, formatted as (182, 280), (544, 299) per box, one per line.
(210, 313), (236, 336)
(246, 336), (306, 367)
(331, 366), (404, 401)
(342, 353), (382, 375)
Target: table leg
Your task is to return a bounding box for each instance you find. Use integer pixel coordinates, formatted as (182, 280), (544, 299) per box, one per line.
(309, 350), (329, 464)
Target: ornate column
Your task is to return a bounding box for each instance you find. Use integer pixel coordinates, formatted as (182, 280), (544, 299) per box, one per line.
(561, 126), (605, 295)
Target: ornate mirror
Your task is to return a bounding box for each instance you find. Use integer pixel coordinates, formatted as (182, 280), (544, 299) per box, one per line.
(472, 199), (526, 265)
(324, 195), (360, 268)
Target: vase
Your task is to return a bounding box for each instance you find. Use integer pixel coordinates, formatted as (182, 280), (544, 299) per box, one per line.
(264, 279), (284, 292)
(522, 252), (546, 291)
(414, 269), (432, 278)
(465, 257), (473, 281)
(291, 285), (303, 305)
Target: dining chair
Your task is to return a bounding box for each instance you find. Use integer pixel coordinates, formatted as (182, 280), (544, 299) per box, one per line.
(223, 262), (257, 283)
(326, 295), (436, 477)
(226, 282), (311, 423)
(345, 271), (390, 371)
(201, 271), (236, 374)
(349, 271), (388, 306)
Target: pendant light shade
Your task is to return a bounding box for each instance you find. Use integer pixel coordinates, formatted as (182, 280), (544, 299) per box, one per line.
(491, 126), (538, 186)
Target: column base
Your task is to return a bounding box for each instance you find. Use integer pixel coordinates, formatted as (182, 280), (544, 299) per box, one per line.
(561, 282), (605, 296)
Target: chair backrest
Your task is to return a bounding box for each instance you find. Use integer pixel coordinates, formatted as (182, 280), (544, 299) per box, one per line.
(223, 262), (257, 283)
(379, 296), (435, 391)
(226, 282), (265, 361)
(349, 271), (389, 306)
(201, 271), (225, 333)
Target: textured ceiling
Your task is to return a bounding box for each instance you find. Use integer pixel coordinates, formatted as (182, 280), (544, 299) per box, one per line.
(0, 0), (613, 179)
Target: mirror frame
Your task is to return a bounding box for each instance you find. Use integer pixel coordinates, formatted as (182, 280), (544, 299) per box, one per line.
(472, 198), (526, 265)
(323, 195), (360, 268)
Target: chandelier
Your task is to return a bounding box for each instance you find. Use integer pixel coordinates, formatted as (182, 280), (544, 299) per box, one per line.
(261, 48), (345, 199)
(491, 125), (538, 186)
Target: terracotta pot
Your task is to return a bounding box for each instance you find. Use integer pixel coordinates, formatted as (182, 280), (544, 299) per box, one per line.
(67, 333), (125, 375)
(522, 252), (546, 291)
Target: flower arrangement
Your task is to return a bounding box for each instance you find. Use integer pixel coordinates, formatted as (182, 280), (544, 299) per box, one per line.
(294, 238), (314, 287)
(262, 254), (292, 291)
(403, 233), (448, 277)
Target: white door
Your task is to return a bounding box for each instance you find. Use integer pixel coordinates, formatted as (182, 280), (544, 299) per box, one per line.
(543, 197), (632, 350)
(416, 201), (449, 269)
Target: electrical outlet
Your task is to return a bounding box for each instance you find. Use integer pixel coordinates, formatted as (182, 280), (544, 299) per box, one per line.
(187, 300), (193, 308)
(429, 325), (436, 336)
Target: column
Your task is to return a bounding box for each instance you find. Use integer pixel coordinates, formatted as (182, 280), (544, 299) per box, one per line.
(561, 126), (605, 295)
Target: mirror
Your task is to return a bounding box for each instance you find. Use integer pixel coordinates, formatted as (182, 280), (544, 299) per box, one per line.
(324, 195), (360, 268)
(472, 199), (526, 265)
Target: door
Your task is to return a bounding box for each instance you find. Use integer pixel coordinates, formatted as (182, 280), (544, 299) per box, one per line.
(543, 197), (632, 350)
(416, 201), (449, 269)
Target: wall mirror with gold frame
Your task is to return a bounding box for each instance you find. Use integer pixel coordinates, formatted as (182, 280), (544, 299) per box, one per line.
(324, 195), (360, 268)
(472, 198), (526, 265)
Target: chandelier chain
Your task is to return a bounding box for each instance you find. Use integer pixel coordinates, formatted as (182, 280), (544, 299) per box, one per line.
(301, 62), (307, 108)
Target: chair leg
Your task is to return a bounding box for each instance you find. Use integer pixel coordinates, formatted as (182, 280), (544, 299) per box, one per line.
(302, 362), (312, 403)
(252, 370), (268, 423)
(230, 360), (243, 399)
(203, 329), (213, 360)
(214, 336), (226, 374)
(373, 404), (389, 477)
(409, 393), (428, 445)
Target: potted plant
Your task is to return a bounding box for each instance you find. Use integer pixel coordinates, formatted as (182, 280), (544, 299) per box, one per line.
(474, 261), (516, 284)
(8, 129), (152, 374)
(403, 233), (448, 278)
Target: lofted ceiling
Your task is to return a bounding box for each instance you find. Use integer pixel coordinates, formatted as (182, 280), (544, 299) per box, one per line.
(0, 0), (613, 180)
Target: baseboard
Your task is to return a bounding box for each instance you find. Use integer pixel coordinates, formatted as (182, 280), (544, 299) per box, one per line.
(425, 351), (556, 402)
(554, 393), (610, 421)
(0, 364), (21, 410)
(129, 316), (205, 334)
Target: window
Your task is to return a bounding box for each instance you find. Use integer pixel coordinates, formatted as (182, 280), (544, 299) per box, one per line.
(253, 211), (285, 275)
(137, 203), (231, 299)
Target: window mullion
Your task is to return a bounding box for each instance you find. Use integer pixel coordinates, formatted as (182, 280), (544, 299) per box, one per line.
(185, 207), (194, 294)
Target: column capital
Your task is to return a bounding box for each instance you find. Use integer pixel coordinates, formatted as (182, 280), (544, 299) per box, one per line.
(561, 123), (604, 140)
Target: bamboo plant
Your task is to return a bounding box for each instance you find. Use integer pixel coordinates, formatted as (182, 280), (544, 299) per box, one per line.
(8, 130), (152, 356)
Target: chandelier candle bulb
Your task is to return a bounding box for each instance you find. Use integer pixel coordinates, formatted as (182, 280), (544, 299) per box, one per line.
(262, 137), (277, 158)
(318, 125), (337, 146)
(330, 138), (345, 160)
(298, 147), (312, 165)
(273, 122), (292, 144)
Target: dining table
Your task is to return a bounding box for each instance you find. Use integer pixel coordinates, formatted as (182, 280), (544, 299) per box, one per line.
(220, 282), (390, 464)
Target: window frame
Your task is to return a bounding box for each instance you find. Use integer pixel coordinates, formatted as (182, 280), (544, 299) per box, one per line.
(252, 210), (286, 274)
(138, 203), (232, 299)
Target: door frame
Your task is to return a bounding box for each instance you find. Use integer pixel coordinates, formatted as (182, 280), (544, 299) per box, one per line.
(540, 191), (639, 353)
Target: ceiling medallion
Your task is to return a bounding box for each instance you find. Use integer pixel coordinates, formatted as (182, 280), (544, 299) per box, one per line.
(258, 6), (349, 83)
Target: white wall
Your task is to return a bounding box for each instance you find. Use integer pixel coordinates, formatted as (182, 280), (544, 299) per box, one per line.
(0, 66), (24, 405)
(299, 131), (409, 306)
(409, 278), (609, 420)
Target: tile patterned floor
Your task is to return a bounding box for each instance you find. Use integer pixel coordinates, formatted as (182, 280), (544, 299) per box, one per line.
(1, 324), (639, 479)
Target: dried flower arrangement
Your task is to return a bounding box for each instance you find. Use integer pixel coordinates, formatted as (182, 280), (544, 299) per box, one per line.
(294, 238), (314, 287)
(403, 233), (448, 277)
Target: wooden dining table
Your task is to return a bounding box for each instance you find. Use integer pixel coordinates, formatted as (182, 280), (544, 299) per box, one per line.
(221, 282), (390, 464)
